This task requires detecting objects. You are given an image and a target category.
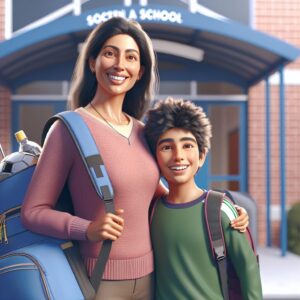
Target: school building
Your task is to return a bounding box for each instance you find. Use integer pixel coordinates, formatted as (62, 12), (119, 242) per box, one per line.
(0, 0), (299, 254)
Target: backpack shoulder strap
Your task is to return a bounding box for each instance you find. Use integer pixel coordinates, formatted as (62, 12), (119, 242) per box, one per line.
(204, 190), (229, 300)
(148, 197), (160, 224)
(42, 111), (114, 203)
(42, 111), (114, 291)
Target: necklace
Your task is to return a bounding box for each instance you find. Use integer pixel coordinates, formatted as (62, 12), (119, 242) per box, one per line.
(89, 103), (132, 145)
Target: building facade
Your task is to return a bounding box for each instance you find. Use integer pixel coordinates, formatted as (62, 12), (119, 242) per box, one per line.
(0, 0), (299, 250)
(249, 0), (300, 246)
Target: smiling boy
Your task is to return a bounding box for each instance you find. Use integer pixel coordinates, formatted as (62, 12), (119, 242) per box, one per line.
(144, 98), (262, 300)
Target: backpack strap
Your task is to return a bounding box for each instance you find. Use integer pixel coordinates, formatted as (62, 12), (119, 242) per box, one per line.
(148, 197), (159, 224)
(204, 190), (229, 300)
(42, 111), (114, 292)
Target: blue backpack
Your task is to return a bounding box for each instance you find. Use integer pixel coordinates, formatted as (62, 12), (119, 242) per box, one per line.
(0, 111), (114, 300)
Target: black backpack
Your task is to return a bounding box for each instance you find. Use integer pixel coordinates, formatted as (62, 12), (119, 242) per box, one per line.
(204, 190), (258, 300)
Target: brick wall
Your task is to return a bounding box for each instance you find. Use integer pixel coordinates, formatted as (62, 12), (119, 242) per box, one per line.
(0, 0), (4, 40)
(250, 0), (300, 246)
(255, 0), (300, 68)
(0, 0), (12, 155)
(0, 87), (11, 155)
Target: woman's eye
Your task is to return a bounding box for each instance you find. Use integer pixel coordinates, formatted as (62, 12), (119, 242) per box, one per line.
(104, 50), (114, 57)
(161, 145), (171, 151)
(127, 54), (138, 61)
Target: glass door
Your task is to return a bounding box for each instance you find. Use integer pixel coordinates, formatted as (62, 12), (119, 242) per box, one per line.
(194, 101), (247, 192)
(12, 100), (67, 151)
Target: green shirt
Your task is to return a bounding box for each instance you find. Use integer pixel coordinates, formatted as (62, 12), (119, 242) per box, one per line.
(150, 192), (262, 300)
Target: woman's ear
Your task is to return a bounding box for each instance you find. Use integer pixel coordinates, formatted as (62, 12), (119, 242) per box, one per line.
(138, 66), (145, 80)
(89, 57), (95, 73)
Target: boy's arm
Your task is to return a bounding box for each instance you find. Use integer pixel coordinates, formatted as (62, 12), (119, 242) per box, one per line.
(221, 201), (263, 300)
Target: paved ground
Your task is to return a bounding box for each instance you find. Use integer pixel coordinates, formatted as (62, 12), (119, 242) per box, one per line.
(258, 247), (300, 300)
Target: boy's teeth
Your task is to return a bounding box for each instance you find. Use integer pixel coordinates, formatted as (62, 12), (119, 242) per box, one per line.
(170, 165), (187, 171)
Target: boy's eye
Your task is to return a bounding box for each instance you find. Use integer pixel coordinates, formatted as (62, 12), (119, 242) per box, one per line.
(183, 143), (194, 149)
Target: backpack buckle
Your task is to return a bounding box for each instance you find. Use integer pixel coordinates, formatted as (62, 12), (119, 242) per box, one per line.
(213, 239), (225, 261)
(100, 185), (113, 202)
(214, 245), (225, 261)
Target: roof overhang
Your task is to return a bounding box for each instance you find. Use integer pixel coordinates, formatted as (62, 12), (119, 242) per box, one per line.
(0, 4), (299, 89)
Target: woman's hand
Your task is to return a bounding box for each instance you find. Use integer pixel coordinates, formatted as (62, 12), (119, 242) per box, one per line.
(231, 205), (249, 233)
(86, 208), (124, 242)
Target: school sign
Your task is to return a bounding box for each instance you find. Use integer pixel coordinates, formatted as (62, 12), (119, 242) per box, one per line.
(86, 7), (183, 26)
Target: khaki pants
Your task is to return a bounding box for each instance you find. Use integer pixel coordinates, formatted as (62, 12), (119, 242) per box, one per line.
(95, 273), (154, 300)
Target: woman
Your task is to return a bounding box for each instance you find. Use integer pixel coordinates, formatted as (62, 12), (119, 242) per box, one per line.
(21, 17), (248, 300)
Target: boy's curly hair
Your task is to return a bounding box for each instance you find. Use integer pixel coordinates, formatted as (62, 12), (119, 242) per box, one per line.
(144, 98), (212, 156)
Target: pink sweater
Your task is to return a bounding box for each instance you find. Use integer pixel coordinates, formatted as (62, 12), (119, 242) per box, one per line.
(21, 108), (160, 280)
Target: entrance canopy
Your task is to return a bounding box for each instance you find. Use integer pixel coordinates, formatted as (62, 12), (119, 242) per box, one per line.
(0, 4), (299, 89)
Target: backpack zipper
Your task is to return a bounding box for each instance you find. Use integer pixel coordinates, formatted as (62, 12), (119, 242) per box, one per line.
(0, 251), (51, 300)
(0, 206), (22, 244)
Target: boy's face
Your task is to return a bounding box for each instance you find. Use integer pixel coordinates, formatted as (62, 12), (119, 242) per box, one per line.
(156, 128), (206, 187)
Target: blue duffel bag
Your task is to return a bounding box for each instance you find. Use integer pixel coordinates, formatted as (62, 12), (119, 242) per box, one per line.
(0, 242), (83, 300)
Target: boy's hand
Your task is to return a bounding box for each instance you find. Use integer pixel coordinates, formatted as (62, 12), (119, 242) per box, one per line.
(86, 209), (124, 242)
(231, 205), (249, 232)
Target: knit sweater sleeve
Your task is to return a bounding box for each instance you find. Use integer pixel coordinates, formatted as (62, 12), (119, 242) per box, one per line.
(221, 201), (263, 300)
(21, 120), (91, 241)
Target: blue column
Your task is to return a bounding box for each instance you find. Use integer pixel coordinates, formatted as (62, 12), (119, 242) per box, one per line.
(239, 101), (247, 192)
(265, 77), (272, 247)
(279, 65), (287, 256)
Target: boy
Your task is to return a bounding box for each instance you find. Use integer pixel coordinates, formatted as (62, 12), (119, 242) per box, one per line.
(144, 98), (262, 300)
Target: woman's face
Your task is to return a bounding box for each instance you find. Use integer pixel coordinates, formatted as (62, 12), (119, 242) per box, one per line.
(90, 34), (144, 99)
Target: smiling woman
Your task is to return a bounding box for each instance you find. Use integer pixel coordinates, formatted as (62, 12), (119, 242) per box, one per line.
(21, 17), (162, 300)
(68, 17), (158, 119)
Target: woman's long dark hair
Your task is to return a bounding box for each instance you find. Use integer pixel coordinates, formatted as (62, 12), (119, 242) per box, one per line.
(68, 17), (158, 120)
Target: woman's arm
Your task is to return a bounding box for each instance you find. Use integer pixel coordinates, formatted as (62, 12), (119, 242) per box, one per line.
(231, 205), (249, 232)
(21, 121), (90, 241)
